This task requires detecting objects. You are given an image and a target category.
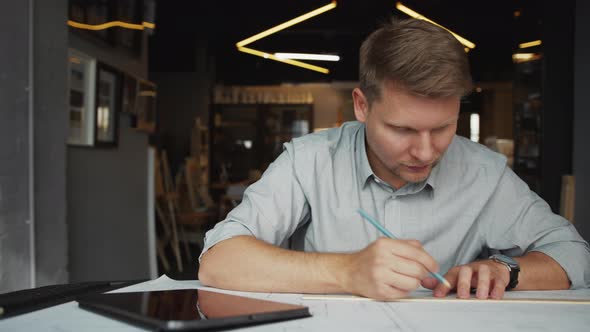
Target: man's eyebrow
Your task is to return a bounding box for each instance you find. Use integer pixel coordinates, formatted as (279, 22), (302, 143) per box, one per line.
(387, 119), (456, 130)
(388, 123), (415, 130)
(438, 116), (459, 127)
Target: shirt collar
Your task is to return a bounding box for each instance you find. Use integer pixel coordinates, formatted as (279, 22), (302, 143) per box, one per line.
(355, 124), (374, 189)
(425, 161), (439, 191)
(425, 136), (456, 193)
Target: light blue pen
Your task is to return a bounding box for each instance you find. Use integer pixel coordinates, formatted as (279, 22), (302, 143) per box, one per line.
(357, 208), (451, 289)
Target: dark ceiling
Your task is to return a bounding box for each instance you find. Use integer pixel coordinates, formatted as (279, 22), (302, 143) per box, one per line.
(150, 0), (543, 85)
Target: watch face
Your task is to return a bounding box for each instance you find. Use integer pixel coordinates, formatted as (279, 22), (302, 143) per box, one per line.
(493, 254), (518, 267)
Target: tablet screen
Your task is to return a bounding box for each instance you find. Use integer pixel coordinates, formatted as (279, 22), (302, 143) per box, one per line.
(78, 289), (310, 331)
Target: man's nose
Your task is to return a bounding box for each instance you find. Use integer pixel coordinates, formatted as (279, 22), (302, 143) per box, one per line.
(410, 132), (435, 162)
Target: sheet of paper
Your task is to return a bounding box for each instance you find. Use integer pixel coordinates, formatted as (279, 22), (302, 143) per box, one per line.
(110, 274), (201, 293)
(302, 288), (590, 304)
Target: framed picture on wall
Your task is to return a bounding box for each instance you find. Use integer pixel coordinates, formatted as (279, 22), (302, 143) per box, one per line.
(94, 63), (120, 147)
(67, 49), (96, 146)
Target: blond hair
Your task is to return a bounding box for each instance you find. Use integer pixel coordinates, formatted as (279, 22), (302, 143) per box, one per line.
(359, 18), (473, 104)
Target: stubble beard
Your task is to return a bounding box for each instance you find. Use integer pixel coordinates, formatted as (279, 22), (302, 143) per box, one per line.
(392, 158), (440, 184)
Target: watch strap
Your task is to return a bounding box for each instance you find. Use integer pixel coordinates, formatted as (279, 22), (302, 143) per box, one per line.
(489, 255), (520, 290)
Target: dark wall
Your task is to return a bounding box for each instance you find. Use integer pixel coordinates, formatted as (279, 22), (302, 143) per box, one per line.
(574, 0), (590, 240)
(0, 1), (33, 292)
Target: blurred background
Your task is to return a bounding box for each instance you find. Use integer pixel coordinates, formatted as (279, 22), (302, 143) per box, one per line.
(1, 0), (588, 292)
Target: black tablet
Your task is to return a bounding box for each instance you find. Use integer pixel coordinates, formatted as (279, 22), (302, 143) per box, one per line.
(77, 288), (311, 331)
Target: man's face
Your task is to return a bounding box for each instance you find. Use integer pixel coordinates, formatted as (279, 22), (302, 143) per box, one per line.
(353, 82), (460, 188)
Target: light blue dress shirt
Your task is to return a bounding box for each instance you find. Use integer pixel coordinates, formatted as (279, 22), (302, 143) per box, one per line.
(201, 121), (590, 288)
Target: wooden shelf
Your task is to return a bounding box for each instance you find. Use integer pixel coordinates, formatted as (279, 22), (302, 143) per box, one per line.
(217, 121), (254, 127)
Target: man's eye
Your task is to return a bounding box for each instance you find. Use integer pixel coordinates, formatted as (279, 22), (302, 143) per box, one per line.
(397, 127), (413, 133)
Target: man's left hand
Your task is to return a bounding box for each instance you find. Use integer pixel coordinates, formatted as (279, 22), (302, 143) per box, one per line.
(421, 260), (510, 299)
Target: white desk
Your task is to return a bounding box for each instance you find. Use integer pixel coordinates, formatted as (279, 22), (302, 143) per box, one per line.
(2, 275), (590, 331)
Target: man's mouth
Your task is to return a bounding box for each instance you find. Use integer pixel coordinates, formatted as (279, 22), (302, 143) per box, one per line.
(405, 164), (430, 172)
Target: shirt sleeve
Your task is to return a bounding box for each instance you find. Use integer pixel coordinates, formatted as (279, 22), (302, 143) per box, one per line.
(483, 167), (590, 289)
(199, 143), (310, 261)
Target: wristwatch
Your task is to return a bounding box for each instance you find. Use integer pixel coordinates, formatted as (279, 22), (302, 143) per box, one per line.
(489, 254), (520, 290)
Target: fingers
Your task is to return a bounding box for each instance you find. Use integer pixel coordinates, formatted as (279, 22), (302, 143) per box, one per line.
(421, 276), (438, 290)
(386, 270), (423, 292)
(433, 268), (457, 297)
(377, 238), (439, 276)
(473, 262), (509, 299)
(389, 255), (430, 279)
(475, 264), (491, 299)
(455, 266), (474, 298)
(372, 284), (410, 301)
(490, 277), (508, 299)
(433, 263), (510, 299)
(406, 239), (423, 248)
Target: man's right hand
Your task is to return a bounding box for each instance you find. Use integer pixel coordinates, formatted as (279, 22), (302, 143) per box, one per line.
(340, 237), (440, 300)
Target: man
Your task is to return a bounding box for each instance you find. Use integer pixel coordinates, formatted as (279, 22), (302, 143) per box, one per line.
(199, 18), (590, 300)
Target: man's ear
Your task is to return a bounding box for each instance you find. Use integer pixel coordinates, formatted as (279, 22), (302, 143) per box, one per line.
(352, 88), (369, 123)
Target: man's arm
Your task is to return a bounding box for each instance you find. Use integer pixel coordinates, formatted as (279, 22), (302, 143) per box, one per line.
(514, 251), (570, 289)
(199, 235), (441, 300)
(199, 236), (347, 294)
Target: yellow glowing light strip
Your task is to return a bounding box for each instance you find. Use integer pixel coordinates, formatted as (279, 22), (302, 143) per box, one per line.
(138, 91), (157, 97)
(238, 46), (329, 74)
(67, 20), (155, 31)
(513, 53), (535, 60)
(275, 52), (340, 61)
(395, 2), (475, 49)
(519, 40), (542, 49)
(512, 53), (540, 62)
(236, 1), (337, 47)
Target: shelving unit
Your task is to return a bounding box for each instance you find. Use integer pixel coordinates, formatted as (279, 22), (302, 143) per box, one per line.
(513, 58), (543, 194)
(209, 103), (313, 185)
